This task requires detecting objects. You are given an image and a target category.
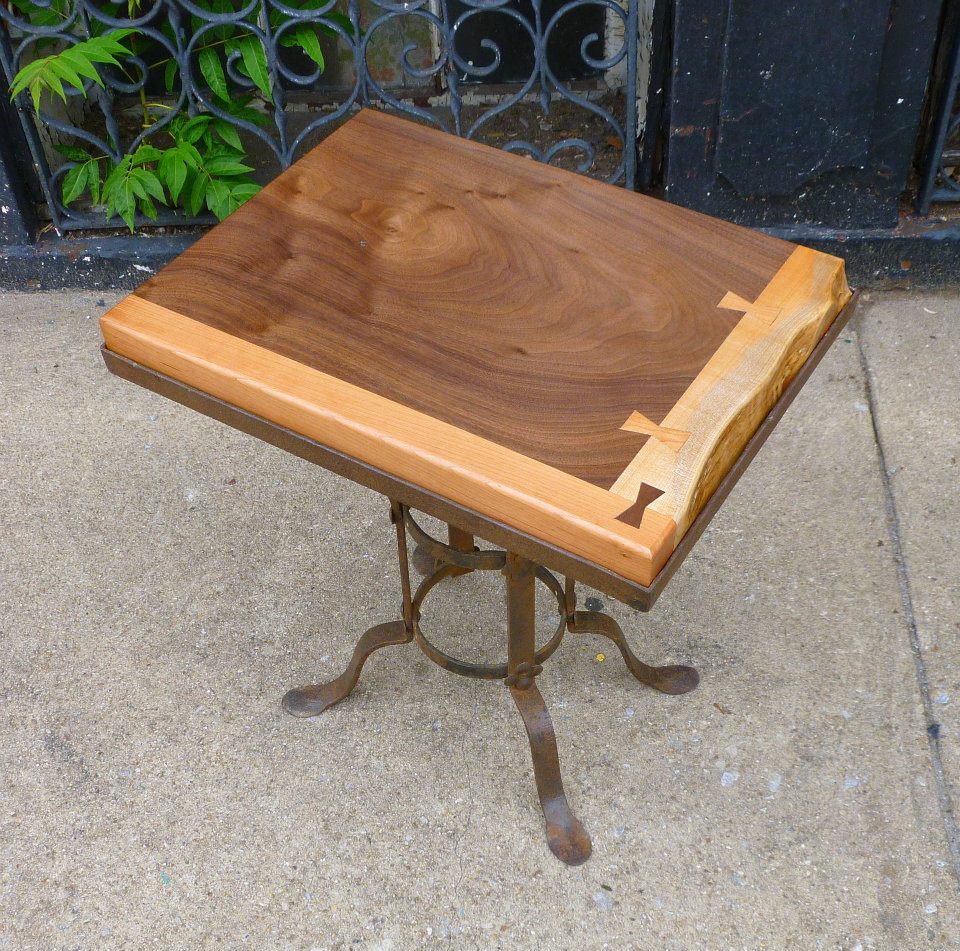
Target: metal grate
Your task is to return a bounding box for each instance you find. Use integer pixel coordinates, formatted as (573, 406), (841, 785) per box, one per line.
(0, 0), (639, 233)
(916, 2), (960, 214)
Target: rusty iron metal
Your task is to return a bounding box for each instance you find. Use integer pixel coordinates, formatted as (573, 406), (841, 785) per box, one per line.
(405, 508), (506, 571)
(277, 502), (696, 863)
(407, 510), (566, 679)
(410, 521), (478, 577)
(390, 498), (415, 632)
(280, 620), (412, 717)
(510, 682), (592, 865)
(409, 567), (565, 680)
(505, 552), (591, 865)
(283, 498), (417, 716)
(564, 577), (699, 695)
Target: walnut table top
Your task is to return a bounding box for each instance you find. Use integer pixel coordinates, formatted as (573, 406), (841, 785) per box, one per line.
(100, 108), (852, 588)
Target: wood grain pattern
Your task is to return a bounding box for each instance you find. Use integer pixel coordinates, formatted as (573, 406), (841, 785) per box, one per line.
(101, 297), (678, 585)
(610, 245), (852, 543)
(100, 109), (851, 587)
(131, 108), (794, 490)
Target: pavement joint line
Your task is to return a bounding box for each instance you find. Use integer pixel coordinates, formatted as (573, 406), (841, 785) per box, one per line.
(855, 320), (960, 891)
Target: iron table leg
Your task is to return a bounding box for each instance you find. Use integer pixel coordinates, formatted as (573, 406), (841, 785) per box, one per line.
(564, 577), (699, 695)
(282, 504), (697, 864)
(281, 501), (415, 716)
(281, 620), (411, 716)
(505, 553), (592, 866)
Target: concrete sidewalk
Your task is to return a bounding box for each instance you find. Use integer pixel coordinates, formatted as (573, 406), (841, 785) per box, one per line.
(0, 288), (958, 950)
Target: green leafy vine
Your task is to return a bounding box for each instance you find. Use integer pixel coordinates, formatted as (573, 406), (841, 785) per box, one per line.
(7, 0), (354, 230)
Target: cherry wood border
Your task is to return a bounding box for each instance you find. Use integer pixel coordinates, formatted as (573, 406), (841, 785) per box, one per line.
(101, 242), (849, 587)
(101, 293), (857, 609)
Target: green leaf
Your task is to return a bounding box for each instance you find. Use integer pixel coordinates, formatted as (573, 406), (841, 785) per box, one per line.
(117, 193), (136, 231)
(292, 24), (324, 71)
(212, 118), (242, 151)
(9, 30), (135, 113)
(127, 174), (147, 201)
(137, 146), (164, 166)
(103, 155), (129, 207)
(204, 155), (254, 177)
(196, 0), (235, 41)
(104, 158), (137, 231)
(237, 35), (271, 99)
(11, 0), (69, 28)
(86, 159), (102, 205)
(43, 70), (67, 105)
(163, 58), (177, 93)
(101, 150), (166, 231)
(139, 194), (158, 220)
(177, 115), (212, 144)
(62, 164), (87, 204)
(198, 47), (229, 103)
(205, 178), (231, 219)
(178, 141), (203, 168)
(58, 148), (107, 208)
(46, 56), (85, 93)
(58, 46), (106, 87)
(187, 170), (208, 217)
(231, 181), (260, 204)
(131, 144), (164, 165)
(158, 150), (187, 202)
(134, 168), (166, 203)
(223, 95), (268, 128)
(88, 29), (137, 60)
(204, 178), (261, 220)
(54, 143), (90, 162)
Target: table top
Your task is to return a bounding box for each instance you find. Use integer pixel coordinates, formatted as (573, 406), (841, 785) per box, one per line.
(100, 109), (852, 588)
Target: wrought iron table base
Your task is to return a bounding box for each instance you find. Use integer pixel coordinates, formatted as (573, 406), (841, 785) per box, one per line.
(282, 501), (699, 866)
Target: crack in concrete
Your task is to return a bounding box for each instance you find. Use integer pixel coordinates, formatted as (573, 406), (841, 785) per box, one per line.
(856, 322), (960, 892)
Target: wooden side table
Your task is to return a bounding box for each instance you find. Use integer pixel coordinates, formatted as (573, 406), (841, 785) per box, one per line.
(100, 109), (854, 865)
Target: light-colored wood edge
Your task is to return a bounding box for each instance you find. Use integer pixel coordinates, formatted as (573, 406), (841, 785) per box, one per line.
(101, 297), (676, 587)
(611, 245), (852, 546)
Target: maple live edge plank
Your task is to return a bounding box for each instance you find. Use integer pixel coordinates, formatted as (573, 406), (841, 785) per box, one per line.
(611, 244), (851, 542)
(100, 110), (851, 588)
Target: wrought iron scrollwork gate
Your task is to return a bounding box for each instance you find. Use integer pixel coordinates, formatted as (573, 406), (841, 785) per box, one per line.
(0, 0), (640, 233)
(916, 1), (960, 213)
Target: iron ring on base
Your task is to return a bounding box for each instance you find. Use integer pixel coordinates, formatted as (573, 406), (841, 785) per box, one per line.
(409, 553), (568, 680)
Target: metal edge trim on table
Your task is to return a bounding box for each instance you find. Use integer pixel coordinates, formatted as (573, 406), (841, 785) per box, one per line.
(99, 290), (858, 612)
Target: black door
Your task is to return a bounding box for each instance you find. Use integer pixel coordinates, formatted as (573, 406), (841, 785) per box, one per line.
(659, 0), (944, 230)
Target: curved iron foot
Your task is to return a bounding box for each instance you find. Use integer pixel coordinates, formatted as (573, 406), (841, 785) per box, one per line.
(568, 611), (699, 695)
(282, 620), (412, 717)
(510, 682), (592, 866)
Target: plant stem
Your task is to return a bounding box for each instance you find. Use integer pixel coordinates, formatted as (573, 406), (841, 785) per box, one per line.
(147, 35), (232, 71)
